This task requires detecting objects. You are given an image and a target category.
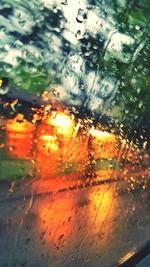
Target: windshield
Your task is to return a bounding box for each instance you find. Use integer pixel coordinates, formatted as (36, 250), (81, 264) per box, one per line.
(0, 1), (150, 267)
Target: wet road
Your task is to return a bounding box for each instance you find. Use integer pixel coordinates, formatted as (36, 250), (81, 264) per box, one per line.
(0, 176), (150, 267)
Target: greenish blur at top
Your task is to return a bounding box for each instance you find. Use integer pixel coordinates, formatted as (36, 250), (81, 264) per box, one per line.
(0, 0), (150, 136)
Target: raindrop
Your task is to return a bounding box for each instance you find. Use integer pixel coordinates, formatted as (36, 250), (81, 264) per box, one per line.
(0, 85), (9, 95)
(23, 50), (29, 60)
(61, 0), (68, 5)
(4, 44), (10, 51)
(93, 45), (98, 50)
(138, 101), (143, 108)
(76, 30), (83, 39)
(15, 79), (22, 87)
(135, 25), (140, 30)
(14, 40), (23, 48)
(76, 8), (87, 23)
(85, 51), (90, 56)
(137, 88), (141, 94)
(4, 64), (12, 73)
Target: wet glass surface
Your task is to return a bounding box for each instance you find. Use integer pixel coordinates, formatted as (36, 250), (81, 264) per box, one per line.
(136, 255), (150, 267)
(0, 0), (150, 266)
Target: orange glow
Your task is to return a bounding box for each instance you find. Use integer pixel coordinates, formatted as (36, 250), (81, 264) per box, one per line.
(89, 128), (116, 141)
(88, 188), (118, 245)
(6, 114), (34, 133)
(36, 123), (58, 155)
(10, 99), (18, 110)
(37, 194), (75, 250)
(40, 135), (53, 141)
(119, 250), (136, 265)
(6, 115), (35, 159)
(39, 135), (59, 152)
(51, 112), (73, 128)
(45, 112), (75, 137)
(89, 128), (119, 159)
(36, 122), (60, 178)
(36, 116), (89, 178)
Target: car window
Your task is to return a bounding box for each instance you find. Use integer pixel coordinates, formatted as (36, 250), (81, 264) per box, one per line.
(0, 1), (150, 267)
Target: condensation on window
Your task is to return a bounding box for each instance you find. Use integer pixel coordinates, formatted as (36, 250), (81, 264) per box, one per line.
(0, 1), (150, 267)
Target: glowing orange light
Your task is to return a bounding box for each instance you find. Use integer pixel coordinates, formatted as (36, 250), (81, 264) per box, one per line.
(89, 128), (118, 159)
(45, 112), (75, 137)
(10, 99), (18, 110)
(89, 128), (116, 141)
(88, 189), (118, 245)
(119, 250), (135, 265)
(36, 113), (89, 178)
(51, 112), (72, 127)
(39, 135), (59, 152)
(37, 195), (75, 250)
(36, 121), (60, 178)
(6, 114), (34, 133)
(6, 115), (35, 159)
(36, 122), (58, 154)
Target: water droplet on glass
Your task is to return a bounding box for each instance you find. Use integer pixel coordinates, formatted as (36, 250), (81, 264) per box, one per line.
(135, 25), (140, 30)
(76, 30), (83, 40)
(61, 0), (68, 5)
(138, 101), (143, 108)
(4, 64), (12, 73)
(14, 40), (23, 48)
(4, 44), (10, 51)
(0, 86), (9, 95)
(76, 8), (87, 23)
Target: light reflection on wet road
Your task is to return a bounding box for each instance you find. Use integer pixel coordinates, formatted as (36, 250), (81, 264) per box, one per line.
(0, 177), (150, 267)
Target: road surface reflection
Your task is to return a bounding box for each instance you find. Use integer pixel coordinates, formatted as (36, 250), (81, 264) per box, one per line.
(0, 181), (150, 267)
